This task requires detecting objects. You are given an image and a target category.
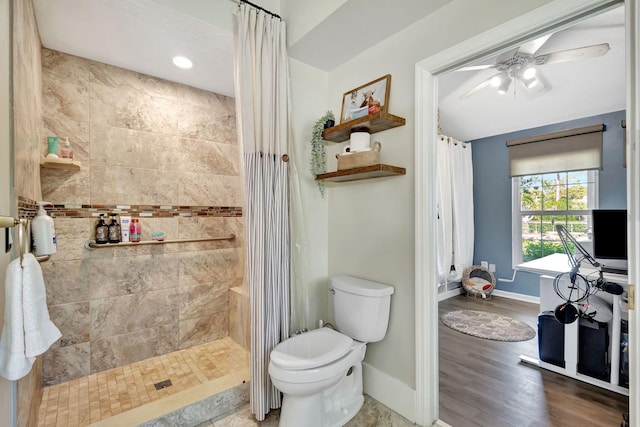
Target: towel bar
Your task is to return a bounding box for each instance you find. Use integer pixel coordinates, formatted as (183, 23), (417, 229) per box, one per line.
(0, 217), (48, 263)
(0, 215), (20, 228)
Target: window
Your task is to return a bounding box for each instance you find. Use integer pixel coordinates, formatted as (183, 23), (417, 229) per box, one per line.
(512, 170), (598, 265)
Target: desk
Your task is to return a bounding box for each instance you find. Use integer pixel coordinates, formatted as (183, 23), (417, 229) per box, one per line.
(517, 254), (629, 395)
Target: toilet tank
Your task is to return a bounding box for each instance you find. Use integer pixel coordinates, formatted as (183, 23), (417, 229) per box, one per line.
(331, 275), (394, 343)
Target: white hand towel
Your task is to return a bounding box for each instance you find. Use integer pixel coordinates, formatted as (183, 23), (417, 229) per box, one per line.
(0, 254), (61, 381)
(0, 256), (35, 380)
(21, 253), (61, 358)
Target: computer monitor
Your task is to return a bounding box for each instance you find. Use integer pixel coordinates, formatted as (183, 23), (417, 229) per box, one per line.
(592, 209), (628, 273)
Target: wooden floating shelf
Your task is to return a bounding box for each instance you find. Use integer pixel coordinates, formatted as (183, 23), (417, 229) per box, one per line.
(316, 164), (406, 182)
(40, 156), (81, 170)
(322, 111), (406, 143)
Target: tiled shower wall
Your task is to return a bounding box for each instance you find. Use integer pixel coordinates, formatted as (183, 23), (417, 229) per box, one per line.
(12, 1), (44, 426)
(13, 0), (43, 202)
(39, 48), (246, 386)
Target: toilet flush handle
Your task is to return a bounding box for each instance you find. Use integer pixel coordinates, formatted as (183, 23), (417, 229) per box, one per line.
(329, 288), (335, 295)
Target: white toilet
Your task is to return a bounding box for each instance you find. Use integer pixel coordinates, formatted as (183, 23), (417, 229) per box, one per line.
(268, 275), (394, 427)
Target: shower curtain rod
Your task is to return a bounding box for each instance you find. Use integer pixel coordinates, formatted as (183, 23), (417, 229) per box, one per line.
(233, 0), (281, 19)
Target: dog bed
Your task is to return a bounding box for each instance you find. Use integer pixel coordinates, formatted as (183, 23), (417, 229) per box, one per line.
(461, 265), (495, 299)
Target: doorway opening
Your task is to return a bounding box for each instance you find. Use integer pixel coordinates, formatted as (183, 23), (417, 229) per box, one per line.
(414, 0), (638, 425)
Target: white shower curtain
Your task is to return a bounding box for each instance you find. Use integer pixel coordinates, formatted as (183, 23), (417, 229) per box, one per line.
(234, 4), (290, 421)
(436, 136), (474, 285)
(436, 138), (453, 284)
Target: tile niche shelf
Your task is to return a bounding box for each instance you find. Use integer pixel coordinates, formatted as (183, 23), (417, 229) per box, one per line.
(40, 156), (81, 171)
(321, 111), (406, 143)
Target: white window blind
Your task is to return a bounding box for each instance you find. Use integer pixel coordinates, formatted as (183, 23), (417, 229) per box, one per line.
(507, 124), (604, 177)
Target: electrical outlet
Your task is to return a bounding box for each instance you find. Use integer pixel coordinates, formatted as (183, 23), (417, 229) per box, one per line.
(481, 261), (489, 268)
(489, 263), (496, 272)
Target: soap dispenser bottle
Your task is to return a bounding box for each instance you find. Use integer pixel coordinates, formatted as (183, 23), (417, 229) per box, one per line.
(60, 137), (73, 159)
(95, 214), (108, 244)
(108, 214), (121, 244)
(31, 201), (57, 256)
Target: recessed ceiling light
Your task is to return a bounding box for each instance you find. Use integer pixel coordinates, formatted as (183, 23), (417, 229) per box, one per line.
(172, 56), (193, 69)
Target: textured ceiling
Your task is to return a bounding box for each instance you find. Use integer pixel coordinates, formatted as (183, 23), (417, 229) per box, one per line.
(33, 0), (236, 97)
(32, 0), (449, 97)
(437, 6), (625, 141)
(32, 1), (626, 142)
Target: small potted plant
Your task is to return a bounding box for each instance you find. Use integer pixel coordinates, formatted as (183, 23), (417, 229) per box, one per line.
(311, 111), (335, 197)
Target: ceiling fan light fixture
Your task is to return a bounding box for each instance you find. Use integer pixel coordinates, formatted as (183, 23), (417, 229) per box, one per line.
(457, 35), (611, 99)
(524, 77), (539, 89)
(522, 67), (536, 80)
(497, 77), (511, 95)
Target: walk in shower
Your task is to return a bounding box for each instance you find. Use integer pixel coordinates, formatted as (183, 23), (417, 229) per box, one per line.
(9, 0), (254, 422)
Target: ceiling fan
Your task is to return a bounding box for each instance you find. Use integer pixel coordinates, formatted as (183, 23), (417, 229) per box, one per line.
(458, 34), (610, 98)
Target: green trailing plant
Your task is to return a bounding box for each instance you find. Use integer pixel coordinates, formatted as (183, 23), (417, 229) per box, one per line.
(311, 111), (335, 197)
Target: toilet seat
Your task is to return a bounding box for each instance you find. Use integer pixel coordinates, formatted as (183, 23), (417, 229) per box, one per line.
(269, 340), (365, 385)
(270, 328), (354, 370)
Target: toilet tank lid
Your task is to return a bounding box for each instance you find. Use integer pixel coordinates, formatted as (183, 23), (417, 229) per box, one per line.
(331, 275), (394, 297)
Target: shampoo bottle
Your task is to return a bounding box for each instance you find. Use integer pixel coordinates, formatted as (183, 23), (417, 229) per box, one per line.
(108, 214), (120, 243)
(95, 214), (108, 244)
(31, 202), (57, 256)
(130, 218), (141, 242)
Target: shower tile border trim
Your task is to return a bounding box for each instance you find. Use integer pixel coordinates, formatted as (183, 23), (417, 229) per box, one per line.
(18, 196), (40, 219)
(18, 196), (243, 219)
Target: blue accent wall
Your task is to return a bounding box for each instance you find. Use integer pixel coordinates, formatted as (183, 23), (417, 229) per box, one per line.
(471, 110), (626, 297)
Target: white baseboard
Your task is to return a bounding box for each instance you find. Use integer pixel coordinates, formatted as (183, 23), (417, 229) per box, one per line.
(437, 287), (464, 301)
(361, 362), (415, 422)
(491, 289), (540, 305)
(437, 287), (540, 305)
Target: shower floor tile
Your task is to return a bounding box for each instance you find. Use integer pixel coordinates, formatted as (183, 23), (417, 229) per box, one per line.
(37, 337), (249, 427)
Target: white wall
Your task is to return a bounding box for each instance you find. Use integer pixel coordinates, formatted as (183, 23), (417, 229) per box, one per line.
(0, 0), (14, 425)
(315, 0), (554, 391)
(287, 58), (330, 331)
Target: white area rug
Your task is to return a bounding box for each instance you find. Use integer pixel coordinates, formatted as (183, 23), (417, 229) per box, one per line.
(441, 309), (536, 342)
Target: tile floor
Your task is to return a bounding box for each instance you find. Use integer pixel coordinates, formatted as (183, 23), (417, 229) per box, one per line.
(37, 337), (249, 427)
(203, 395), (414, 427)
(37, 337), (412, 427)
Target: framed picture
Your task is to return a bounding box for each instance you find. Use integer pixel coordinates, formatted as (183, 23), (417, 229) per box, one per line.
(340, 74), (391, 123)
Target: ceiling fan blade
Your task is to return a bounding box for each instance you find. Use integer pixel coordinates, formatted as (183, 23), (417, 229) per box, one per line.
(460, 73), (501, 98)
(535, 43), (610, 65)
(456, 64), (496, 72)
(517, 34), (553, 55)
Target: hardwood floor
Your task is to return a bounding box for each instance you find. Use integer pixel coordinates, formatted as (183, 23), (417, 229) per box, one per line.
(439, 295), (628, 427)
